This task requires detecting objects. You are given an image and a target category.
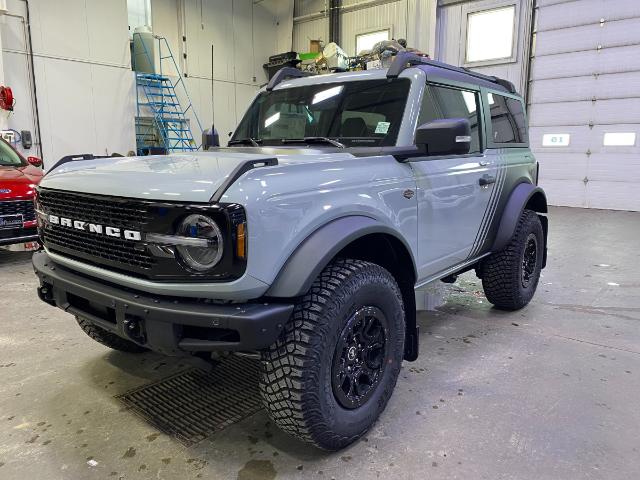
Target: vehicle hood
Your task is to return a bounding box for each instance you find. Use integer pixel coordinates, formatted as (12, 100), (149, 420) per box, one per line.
(40, 148), (358, 203)
(0, 164), (44, 200)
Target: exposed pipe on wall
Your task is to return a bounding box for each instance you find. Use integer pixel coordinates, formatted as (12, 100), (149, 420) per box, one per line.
(329, 0), (341, 45)
(17, 0), (43, 160)
(524, 0), (537, 110)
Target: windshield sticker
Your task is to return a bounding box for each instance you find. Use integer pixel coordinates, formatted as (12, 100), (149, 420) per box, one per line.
(375, 121), (390, 134)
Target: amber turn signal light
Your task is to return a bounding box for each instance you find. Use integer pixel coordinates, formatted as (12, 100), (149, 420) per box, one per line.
(236, 223), (246, 258)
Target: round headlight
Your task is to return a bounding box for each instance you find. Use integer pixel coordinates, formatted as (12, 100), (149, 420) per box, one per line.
(175, 214), (223, 272)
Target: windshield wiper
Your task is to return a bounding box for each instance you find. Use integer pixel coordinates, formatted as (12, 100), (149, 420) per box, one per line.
(228, 137), (262, 147)
(281, 137), (345, 148)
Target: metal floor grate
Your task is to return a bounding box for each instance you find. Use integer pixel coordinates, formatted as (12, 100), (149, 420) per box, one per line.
(116, 356), (262, 446)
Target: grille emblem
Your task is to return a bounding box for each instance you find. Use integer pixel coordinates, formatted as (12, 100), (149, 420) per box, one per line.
(47, 214), (142, 241)
(0, 188), (11, 194)
(403, 189), (415, 199)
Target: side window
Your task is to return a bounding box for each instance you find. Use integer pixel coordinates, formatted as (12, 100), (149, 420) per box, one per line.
(507, 97), (528, 143)
(488, 93), (528, 144)
(417, 84), (482, 154)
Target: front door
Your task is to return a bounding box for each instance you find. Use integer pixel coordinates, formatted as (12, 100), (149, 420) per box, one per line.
(411, 83), (499, 281)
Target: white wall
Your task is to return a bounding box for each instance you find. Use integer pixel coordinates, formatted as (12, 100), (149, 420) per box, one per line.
(161, 0), (294, 142)
(2, 0), (135, 164)
(293, 0), (436, 57)
(1, 0), (293, 165)
(435, 0), (534, 99)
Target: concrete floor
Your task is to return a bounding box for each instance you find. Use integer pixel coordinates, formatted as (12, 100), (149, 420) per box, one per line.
(1, 206), (639, 480)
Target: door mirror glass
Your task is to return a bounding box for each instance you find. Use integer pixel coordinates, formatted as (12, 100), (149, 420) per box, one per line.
(27, 156), (43, 167)
(415, 118), (471, 156)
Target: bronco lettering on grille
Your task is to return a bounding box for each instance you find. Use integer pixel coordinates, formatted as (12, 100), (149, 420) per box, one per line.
(48, 214), (142, 241)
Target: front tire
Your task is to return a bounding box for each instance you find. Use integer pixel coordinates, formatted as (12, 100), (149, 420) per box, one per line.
(75, 316), (147, 353)
(480, 209), (544, 310)
(259, 259), (405, 450)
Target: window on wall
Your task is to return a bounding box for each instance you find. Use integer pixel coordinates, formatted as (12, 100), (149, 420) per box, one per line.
(356, 29), (390, 55)
(127, 0), (152, 38)
(418, 85), (482, 154)
(603, 132), (637, 146)
(466, 6), (516, 63)
(488, 93), (528, 144)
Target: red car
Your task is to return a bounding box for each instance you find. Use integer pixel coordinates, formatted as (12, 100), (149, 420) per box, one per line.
(0, 137), (43, 246)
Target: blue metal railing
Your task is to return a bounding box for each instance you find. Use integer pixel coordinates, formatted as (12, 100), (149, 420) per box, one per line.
(134, 32), (204, 154)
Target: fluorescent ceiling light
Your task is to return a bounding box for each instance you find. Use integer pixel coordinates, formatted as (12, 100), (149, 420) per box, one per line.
(466, 6), (515, 63)
(603, 132), (636, 146)
(312, 85), (344, 105)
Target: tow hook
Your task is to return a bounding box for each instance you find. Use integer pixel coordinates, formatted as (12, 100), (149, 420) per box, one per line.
(37, 284), (56, 306)
(123, 315), (146, 344)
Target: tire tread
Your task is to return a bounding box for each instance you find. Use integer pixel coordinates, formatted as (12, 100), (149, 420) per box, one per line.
(260, 258), (404, 450)
(75, 316), (147, 353)
(480, 209), (543, 310)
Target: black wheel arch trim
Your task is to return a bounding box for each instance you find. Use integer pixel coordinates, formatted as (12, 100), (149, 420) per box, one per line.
(265, 215), (417, 298)
(492, 182), (548, 267)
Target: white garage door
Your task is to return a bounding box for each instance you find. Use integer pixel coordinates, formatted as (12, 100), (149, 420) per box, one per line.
(528, 0), (640, 211)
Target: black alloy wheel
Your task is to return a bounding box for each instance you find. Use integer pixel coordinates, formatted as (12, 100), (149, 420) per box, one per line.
(521, 233), (538, 288)
(332, 306), (388, 409)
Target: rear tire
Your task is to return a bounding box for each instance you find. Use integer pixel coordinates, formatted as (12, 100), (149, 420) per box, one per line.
(480, 209), (544, 310)
(75, 316), (147, 353)
(259, 259), (405, 450)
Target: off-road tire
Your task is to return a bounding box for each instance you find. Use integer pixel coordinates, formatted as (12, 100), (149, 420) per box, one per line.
(75, 316), (147, 353)
(260, 259), (405, 450)
(480, 209), (544, 310)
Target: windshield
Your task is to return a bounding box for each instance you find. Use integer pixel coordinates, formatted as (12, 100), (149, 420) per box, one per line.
(231, 78), (410, 147)
(0, 139), (25, 167)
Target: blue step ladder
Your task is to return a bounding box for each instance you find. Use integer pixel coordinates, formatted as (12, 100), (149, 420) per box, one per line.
(134, 33), (203, 155)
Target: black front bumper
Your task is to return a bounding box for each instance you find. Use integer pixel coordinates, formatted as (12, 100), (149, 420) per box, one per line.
(0, 226), (38, 246)
(33, 251), (293, 356)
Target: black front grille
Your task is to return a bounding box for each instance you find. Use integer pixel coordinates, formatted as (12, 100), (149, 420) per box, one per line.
(44, 225), (155, 269)
(38, 189), (155, 272)
(38, 189), (150, 229)
(36, 188), (247, 281)
(0, 200), (36, 222)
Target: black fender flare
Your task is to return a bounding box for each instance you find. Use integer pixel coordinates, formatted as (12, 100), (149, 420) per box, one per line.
(492, 182), (548, 266)
(266, 215), (416, 298)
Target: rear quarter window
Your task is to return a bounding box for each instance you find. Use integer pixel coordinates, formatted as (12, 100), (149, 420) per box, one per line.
(488, 93), (528, 145)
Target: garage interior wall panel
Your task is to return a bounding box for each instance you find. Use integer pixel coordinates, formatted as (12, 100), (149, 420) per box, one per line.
(2, 0), (135, 163)
(435, 0), (534, 95)
(341, 2), (408, 56)
(1, 0), (293, 163)
(293, 0), (436, 57)
(529, 0), (640, 211)
(151, 0), (289, 144)
(293, 16), (329, 53)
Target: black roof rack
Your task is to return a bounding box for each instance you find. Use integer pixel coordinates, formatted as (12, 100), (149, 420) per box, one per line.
(266, 67), (312, 91)
(386, 51), (517, 94)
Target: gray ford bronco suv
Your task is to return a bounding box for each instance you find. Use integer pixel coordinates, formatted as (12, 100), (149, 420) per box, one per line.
(33, 53), (547, 450)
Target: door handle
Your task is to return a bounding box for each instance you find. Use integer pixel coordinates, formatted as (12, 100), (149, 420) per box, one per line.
(479, 174), (496, 186)
(479, 160), (490, 166)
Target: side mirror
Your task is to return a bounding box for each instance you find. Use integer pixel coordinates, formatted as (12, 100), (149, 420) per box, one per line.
(27, 156), (43, 167)
(415, 118), (471, 156)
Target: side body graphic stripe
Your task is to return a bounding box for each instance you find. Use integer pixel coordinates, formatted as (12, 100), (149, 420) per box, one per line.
(468, 153), (506, 258)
